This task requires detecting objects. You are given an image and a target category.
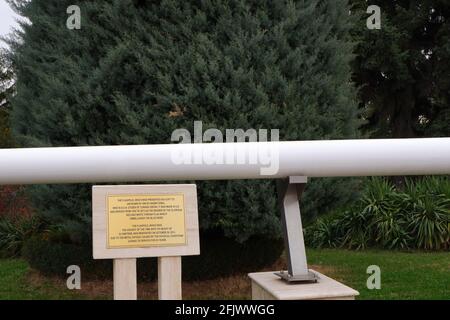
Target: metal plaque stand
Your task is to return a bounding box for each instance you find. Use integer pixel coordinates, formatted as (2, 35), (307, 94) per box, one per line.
(275, 176), (318, 283)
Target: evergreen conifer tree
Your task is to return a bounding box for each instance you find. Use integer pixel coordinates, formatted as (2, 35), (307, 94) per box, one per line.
(351, 0), (450, 138)
(9, 0), (359, 272)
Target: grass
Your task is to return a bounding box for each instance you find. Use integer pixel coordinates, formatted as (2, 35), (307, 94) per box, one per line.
(0, 259), (86, 299)
(0, 249), (448, 300)
(307, 249), (450, 300)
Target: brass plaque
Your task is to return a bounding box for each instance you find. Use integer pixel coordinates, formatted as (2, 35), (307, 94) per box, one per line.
(107, 194), (186, 248)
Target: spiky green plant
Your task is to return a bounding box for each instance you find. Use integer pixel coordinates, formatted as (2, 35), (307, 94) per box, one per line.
(361, 178), (411, 248)
(305, 217), (343, 248)
(306, 177), (450, 250)
(0, 217), (45, 257)
(407, 195), (450, 250)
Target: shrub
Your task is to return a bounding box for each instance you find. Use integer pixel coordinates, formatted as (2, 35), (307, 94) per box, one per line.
(22, 235), (111, 278)
(22, 231), (284, 281)
(305, 177), (450, 250)
(182, 232), (284, 280)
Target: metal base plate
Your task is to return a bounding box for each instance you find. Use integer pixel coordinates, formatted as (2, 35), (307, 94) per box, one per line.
(274, 270), (319, 283)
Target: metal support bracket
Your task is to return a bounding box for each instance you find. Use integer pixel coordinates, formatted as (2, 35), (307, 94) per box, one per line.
(275, 176), (318, 283)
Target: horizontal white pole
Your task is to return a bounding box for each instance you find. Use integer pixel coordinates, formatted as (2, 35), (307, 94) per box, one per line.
(0, 138), (449, 185)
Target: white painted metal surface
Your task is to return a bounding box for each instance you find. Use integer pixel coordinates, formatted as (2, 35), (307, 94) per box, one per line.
(0, 138), (449, 184)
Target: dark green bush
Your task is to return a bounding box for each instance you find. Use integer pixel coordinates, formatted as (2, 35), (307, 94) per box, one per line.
(22, 232), (283, 281)
(305, 177), (450, 250)
(22, 235), (110, 278)
(182, 232), (284, 280)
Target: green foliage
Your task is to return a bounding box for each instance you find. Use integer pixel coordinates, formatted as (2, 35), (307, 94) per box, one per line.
(304, 215), (342, 248)
(9, 0), (360, 248)
(22, 232), (283, 281)
(0, 108), (12, 148)
(0, 49), (14, 148)
(0, 216), (45, 257)
(305, 177), (450, 250)
(22, 235), (110, 278)
(182, 233), (284, 280)
(404, 178), (450, 250)
(350, 0), (450, 138)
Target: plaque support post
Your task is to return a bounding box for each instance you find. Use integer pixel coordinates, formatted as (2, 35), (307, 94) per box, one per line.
(113, 258), (137, 300)
(275, 176), (318, 283)
(158, 256), (182, 300)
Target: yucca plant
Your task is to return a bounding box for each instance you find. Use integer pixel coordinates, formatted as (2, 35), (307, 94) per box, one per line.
(305, 217), (343, 248)
(407, 195), (450, 250)
(0, 216), (45, 257)
(404, 177), (450, 250)
(405, 176), (450, 200)
(433, 177), (450, 199)
(306, 177), (450, 251)
(359, 178), (407, 248)
(337, 209), (373, 250)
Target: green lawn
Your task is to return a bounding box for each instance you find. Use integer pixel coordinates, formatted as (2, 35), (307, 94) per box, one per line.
(0, 249), (448, 300)
(307, 249), (450, 300)
(0, 259), (87, 300)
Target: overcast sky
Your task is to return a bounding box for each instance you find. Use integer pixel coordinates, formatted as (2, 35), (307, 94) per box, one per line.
(0, 0), (22, 47)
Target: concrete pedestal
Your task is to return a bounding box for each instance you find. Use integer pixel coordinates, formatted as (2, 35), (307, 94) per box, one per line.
(248, 270), (359, 300)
